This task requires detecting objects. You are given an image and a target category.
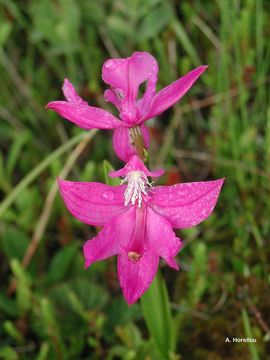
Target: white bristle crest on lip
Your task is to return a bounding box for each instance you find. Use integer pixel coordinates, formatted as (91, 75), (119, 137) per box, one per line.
(121, 171), (152, 207)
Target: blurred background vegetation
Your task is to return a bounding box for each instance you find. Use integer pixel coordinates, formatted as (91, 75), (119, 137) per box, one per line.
(0, 0), (270, 359)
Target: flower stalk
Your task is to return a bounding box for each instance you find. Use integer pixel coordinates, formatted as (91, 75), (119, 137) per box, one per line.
(130, 126), (147, 161)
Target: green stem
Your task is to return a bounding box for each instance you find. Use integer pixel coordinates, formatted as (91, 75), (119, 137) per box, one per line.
(241, 308), (260, 360)
(141, 272), (177, 358)
(130, 126), (147, 161)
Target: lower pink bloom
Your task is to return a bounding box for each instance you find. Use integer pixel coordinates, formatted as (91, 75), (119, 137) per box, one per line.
(58, 156), (224, 305)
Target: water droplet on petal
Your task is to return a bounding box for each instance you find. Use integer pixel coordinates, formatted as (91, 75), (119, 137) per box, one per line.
(105, 60), (115, 69)
(102, 190), (115, 200)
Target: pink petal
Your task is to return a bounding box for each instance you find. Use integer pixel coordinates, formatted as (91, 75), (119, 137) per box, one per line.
(146, 207), (182, 269)
(83, 207), (135, 267)
(141, 65), (208, 122)
(127, 52), (158, 102)
(112, 124), (150, 162)
(112, 127), (135, 162)
(102, 58), (129, 93)
(117, 251), (159, 305)
(46, 101), (121, 130)
(141, 124), (150, 149)
(150, 178), (224, 229)
(109, 155), (164, 178)
(62, 79), (88, 105)
(104, 89), (122, 111)
(102, 52), (158, 102)
(58, 179), (127, 226)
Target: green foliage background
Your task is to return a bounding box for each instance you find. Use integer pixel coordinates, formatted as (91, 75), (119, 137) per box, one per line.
(0, 0), (269, 359)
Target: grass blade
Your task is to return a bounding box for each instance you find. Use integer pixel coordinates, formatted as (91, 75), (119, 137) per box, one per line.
(141, 272), (176, 358)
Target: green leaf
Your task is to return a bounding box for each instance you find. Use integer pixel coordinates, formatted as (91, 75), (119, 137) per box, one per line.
(103, 298), (141, 343)
(115, 323), (142, 349)
(10, 259), (32, 315)
(3, 320), (24, 344)
(29, 0), (59, 43)
(0, 291), (18, 316)
(172, 20), (201, 67)
(103, 160), (119, 186)
(1, 228), (29, 261)
(141, 272), (176, 358)
(188, 241), (208, 307)
(6, 131), (30, 180)
(107, 16), (133, 37)
(66, 290), (89, 321)
(36, 342), (50, 360)
(37, 297), (66, 356)
(81, 160), (96, 182)
(0, 346), (19, 360)
(0, 21), (12, 46)
(15, 187), (41, 230)
(46, 244), (78, 284)
(81, 2), (105, 24)
(47, 279), (108, 338)
(57, 0), (81, 43)
(241, 308), (260, 360)
(0, 151), (5, 187)
(0, 131), (97, 219)
(137, 3), (173, 41)
(69, 278), (109, 310)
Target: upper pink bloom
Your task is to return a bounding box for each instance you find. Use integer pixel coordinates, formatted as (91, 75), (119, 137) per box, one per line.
(46, 52), (208, 161)
(58, 155), (224, 305)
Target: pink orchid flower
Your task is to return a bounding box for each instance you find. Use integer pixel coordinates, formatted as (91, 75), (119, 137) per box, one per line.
(58, 155), (224, 305)
(46, 52), (207, 161)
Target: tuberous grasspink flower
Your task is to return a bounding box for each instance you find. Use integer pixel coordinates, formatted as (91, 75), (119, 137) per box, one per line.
(46, 52), (207, 162)
(49, 51), (224, 305)
(58, 155), (224, 305)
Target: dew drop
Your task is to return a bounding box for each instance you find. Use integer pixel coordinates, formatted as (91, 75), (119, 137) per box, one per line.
(102, 190), (115, 200)
(105, 60), (115, 69)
